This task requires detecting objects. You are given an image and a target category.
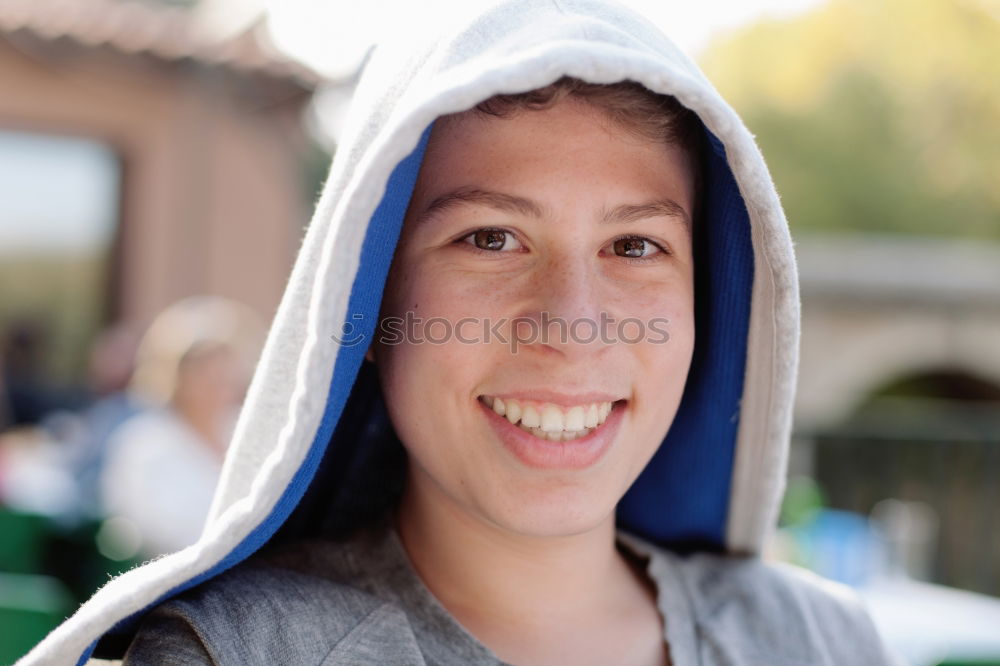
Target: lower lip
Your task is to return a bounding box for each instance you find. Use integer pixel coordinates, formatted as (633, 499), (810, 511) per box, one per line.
(478, 399), (625, 470)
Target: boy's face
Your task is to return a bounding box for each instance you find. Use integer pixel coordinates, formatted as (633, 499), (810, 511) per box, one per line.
(374, 97), (696, 537)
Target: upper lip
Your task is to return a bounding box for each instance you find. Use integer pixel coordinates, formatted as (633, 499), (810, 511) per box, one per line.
(479, 390), (626, 408)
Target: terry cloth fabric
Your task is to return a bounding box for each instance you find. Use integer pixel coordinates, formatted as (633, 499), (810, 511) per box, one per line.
(18, 0), (895, 664)
(119, 519), (897, 665)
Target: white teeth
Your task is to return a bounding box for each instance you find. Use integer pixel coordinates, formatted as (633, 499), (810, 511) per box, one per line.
(505, 401), (521, 426)
(521, 405), (541, 428)
(540, 404), (564, 432)
(529, 426), (591, 442)
(599, 401), (611, 420)
(482, 396), (619, 439)
(565, 406), (585, 431)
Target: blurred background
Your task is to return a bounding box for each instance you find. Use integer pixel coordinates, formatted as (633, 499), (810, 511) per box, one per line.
(0, 0), (997, 664)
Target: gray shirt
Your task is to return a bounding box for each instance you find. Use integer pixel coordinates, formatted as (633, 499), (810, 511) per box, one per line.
(123, 521), (899, 665)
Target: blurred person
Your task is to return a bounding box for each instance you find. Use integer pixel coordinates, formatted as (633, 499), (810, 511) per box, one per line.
(0, 355), (10, 432)
(87, 324), (139, 399)
(23, 1), (900, 665)
(0, 424), (80, 518)
(0, 322), (86, 518)
(0, 325), (138, 522)
(99, 297), (261, 558)
(0, 318), (63, 426)
(63, 324), (142, 518)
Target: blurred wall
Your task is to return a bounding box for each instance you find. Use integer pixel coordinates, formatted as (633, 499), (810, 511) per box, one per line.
(0, 21), (314, 331)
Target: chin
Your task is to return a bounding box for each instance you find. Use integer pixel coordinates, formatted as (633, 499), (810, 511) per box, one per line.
(477, 478), (621, 539)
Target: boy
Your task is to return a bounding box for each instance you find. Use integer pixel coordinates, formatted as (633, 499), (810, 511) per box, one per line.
(20, 2), (899, 664)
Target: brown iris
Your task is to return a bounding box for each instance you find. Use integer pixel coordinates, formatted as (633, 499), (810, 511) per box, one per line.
(473, 229), (508, 251)
(614, 237), (647, 258)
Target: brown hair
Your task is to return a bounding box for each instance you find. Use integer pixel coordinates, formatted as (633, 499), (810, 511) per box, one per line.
(472, 76), (705, 224)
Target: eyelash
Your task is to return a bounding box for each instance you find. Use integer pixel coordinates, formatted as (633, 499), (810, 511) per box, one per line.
(457, 228), (522, 258)
(455, 228), (670, 264)
(611, 234), (671, 265)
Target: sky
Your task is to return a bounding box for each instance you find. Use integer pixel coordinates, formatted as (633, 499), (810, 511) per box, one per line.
(264, 0), (827, 80)
(261, 0), (825, 144)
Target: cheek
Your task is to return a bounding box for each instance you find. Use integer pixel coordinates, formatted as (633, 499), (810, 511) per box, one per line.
(376, 263), (489, 426)
(610, 276), (694, 341)
(383, 258), (525, 325)
(626, 287), (695, 410)
(374, 326), (491, 499)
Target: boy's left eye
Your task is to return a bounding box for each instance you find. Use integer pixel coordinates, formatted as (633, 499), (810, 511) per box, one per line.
(460, 228), (523, 252)
(611, 236), (662, 259)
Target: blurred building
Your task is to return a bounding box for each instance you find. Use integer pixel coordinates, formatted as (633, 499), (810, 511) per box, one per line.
(0, 0), (320, 385)
(795, 233), (1000, 428)
(793, 233), (1000, 595)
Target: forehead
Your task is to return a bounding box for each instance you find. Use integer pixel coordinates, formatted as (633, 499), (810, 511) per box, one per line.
(408, 97), (696, 220)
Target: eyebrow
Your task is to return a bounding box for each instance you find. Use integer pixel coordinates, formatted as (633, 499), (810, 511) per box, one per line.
(602, 199), (690, 232)
(417, 188), (545, 224)
(416, 187), (690, 231)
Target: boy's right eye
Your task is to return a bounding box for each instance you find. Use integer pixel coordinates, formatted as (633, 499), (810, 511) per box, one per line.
(460, 228), (524, 253)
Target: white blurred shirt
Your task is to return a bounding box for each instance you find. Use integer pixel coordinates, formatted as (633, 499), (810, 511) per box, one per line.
(100, 409), (225, 557)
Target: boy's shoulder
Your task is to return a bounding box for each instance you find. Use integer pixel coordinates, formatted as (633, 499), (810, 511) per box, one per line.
(124, 536), (425, 664)
(619, 531), (899, 665)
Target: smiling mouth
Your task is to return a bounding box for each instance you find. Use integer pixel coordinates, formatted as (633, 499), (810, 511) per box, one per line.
(477, 395), (625, 442)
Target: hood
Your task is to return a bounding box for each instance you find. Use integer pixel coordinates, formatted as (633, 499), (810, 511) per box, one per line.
(22, 0), (799, 663)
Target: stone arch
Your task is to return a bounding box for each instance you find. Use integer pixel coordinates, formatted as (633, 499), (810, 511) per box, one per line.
(795, 306), (1000, 430)
(866, 368), (1000, 402)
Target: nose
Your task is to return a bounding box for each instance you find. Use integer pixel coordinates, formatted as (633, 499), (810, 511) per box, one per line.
(514, 252), (611, 360)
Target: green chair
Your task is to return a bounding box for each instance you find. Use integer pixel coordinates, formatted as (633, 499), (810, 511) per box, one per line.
(0, 571), (75, 665)
(0, 508), (46, 574)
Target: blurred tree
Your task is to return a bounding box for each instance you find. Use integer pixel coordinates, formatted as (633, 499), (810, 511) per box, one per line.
(700, 0), (1000, 239)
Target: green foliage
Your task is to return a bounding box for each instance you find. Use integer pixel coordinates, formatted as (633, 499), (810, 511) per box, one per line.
(700, 0), (1000, 239)
(780, 475), (828, 527)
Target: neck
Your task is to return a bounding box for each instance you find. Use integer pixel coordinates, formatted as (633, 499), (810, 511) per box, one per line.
(395, 468), (641, 634)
